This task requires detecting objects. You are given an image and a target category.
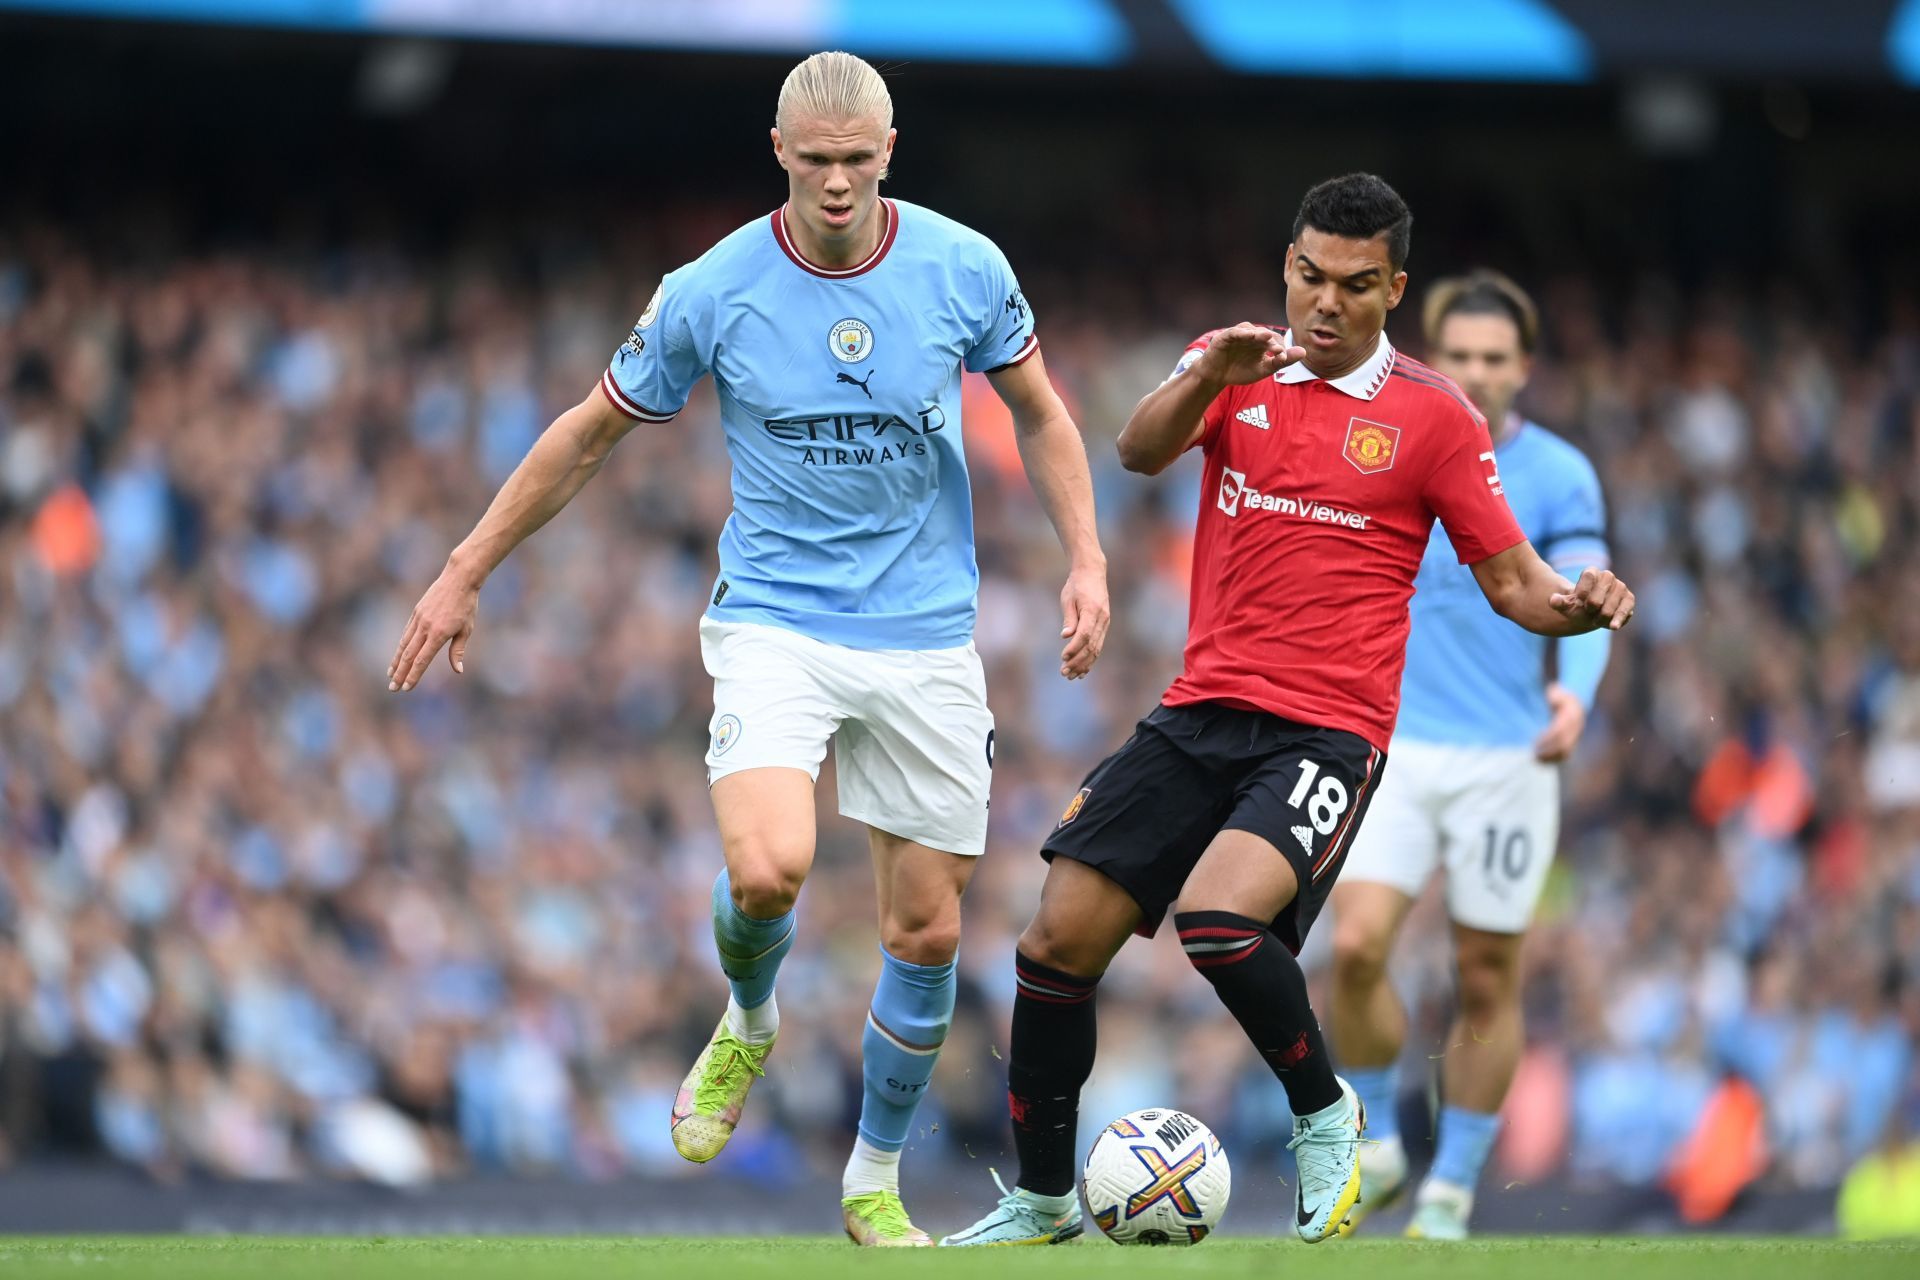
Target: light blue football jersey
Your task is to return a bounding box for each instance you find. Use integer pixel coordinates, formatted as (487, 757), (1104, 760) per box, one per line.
(602, 198), (1037, 650)
(1396, 419), (1610, 746)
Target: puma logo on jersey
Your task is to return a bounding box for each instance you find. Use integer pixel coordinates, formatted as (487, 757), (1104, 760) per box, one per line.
(1235, 404), (1271, 430)
(836, 369), (876, 400)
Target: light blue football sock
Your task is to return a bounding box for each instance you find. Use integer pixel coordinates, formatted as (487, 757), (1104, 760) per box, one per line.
(1347, 1065), (1401, 1142)
(1430, 1105), (1501, 1190)
(857, 945), (956, 1153)
(710, 868), (795, 1012)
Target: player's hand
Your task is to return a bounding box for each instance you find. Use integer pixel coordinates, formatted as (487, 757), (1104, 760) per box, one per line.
(387, 565), (480, 692)
(1533, 683), (1587, 762)
(1058, 563), (1111, 680)
(1549, 566), (1634, 632)
(1196, 322), (1307, 387)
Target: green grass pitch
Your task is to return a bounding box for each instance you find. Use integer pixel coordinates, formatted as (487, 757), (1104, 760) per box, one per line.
(0, 1237), (1915, 1280)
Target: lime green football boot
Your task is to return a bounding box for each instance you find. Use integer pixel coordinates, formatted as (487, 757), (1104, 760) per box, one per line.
(842, 1190), (933, 1247)
(670, 1016), (774, 1163)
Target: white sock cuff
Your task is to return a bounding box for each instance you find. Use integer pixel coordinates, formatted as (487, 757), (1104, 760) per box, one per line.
(725, 994), (779, 1045)
(842, 1135), (904, 1196)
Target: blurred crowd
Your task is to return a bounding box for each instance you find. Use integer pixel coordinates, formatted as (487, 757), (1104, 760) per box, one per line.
(0, 200), (1915, 1210)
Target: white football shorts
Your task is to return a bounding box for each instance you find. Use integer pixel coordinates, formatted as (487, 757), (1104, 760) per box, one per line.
(1339, 738), (1560, 934)
(698, 617), (995, 857)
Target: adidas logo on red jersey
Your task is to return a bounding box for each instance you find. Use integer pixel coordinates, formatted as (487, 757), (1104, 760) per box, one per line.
(1235, 405), (1271, 430)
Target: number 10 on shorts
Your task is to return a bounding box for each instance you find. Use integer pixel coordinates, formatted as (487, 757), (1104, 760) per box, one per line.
(1287, 760), (1350, 835)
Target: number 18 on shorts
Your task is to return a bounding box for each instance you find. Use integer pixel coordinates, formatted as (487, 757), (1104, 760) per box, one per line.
(1040, 702), (1386, 952)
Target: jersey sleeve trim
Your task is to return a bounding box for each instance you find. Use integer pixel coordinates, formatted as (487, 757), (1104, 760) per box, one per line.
(985, 333), (1040, 372)
(1538, 527), (1609, 555)
(599, 368), (678, 423)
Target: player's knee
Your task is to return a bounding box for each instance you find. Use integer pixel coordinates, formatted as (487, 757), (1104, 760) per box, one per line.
(1454, 937), (1523, 1017)
(1169, 875), (1240, 922)
(1173, 833), (1297, 923)
(882, 913), (960, 967)
(1016, 913), (1101, 979)
(1331, 917), (1394, 991)
(881, 889), (961, 965)
(725, 844), (809, 918)
(731, 870), (803, 919)
(1168, 887), (1207, 921)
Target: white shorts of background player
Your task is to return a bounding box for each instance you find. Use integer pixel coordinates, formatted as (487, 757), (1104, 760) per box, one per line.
(1339, 739), (1559, 935)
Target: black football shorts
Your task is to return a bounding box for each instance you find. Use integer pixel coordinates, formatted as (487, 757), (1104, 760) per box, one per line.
(1040, 701), (1386, 953)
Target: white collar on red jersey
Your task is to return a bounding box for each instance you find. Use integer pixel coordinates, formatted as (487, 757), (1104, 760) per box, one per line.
(1273, 330), (1397, 401)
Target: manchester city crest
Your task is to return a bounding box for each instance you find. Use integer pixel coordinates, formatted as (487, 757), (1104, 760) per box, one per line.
(829, 317), (874, 363)
(623, 284), (663, 356)
(713, 714), (742, 757)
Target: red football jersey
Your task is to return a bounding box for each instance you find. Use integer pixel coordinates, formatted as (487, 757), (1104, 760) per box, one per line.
(1161, 329), (1525, 752)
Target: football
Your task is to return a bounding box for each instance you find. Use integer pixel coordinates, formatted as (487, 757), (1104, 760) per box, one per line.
(1082, 1108), (1231, 1245)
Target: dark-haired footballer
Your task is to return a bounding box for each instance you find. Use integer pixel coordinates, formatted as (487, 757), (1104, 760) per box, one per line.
(942, 175), (1636, 1247)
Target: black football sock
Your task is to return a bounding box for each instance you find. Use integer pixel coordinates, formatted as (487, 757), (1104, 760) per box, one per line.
(1007, 950), (1099, 1197)
(1174, 909), (1341, 1117)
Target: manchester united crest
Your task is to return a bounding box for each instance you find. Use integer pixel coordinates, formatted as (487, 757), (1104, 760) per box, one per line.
(1059, 786), (1092, 827)
(1343, 418), (1400, 475)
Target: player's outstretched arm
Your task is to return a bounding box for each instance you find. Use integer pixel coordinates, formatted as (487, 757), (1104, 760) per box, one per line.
(988, 351), (1110, 680)
(1117, 323), (1305, 475)
(1469, 541), (1635, 638)
(387, 387), (636, 692)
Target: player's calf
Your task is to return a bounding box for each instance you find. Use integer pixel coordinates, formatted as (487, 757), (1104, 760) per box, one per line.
(847, 836), (970, 1202)
(1327, 905), (1413, 1235)
(1006, 951), (1100, 1197)
(1413, 925), (1522, 1230)
(671, 868), (794, 1163)
(1327, 882), (1417, 1056)
(1173, 907), (1360, 1241)
(843, 938), (952, 1248)
(1174, 909), (1341, 1115)
(847, 944), (956, 1200)
(944, 943), (1102, 1247)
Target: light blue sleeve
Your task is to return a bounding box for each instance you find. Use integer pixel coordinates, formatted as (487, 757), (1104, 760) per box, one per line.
(1557, 628), (1613, 710)
(962, 240), (1039, 373)
(601, 267), (708, 422)
(1539, 444), (1609, 573)
(1543, 443), (1613, 710)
